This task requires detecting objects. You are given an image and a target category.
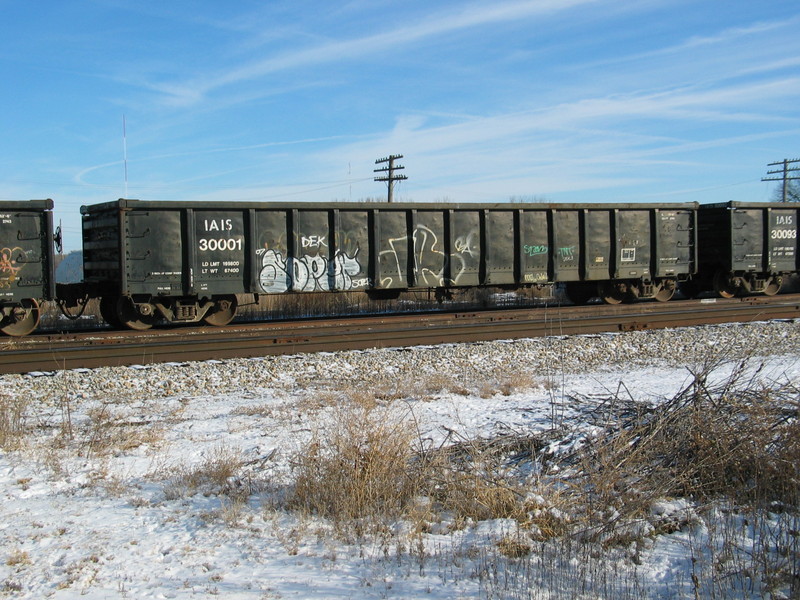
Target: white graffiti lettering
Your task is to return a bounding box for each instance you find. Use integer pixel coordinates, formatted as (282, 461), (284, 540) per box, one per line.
(378, 226), (471, 287)
(259, 249), (291, 293)
(257, 248), (365, 293)
(454, 232), (478, 256)
(302, 235), (328, 248)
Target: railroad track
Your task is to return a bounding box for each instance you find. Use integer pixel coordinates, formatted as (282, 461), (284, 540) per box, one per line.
(2, 295), (799, 374)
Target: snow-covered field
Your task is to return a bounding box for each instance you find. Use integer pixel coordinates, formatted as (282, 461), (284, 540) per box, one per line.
(1, 322), (799, 599)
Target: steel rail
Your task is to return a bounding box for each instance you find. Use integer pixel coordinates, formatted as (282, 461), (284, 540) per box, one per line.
(1, 296), (798, 374)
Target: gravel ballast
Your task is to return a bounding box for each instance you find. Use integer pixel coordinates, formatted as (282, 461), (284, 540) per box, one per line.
(1, 321), (797, 402)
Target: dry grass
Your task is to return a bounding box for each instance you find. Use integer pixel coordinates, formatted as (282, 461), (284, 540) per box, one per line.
(496, 535), (532, 559)
(5, 549), (31, 567)
(163, 444), (250, 501)
(287, 369), (550, 529)
(289, 401), (420, 523)
(287, 386), (560, 533)
(82, 404), (164, 457)
(282, 357), (799, 597)
(0, 393), (28, 450)
(286, 370), (554, 536)
(2, 348), (796, 597)
(419, 431), (544, 523)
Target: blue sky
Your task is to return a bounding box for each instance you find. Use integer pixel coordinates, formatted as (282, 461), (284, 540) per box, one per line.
(1, 1), (799, 250)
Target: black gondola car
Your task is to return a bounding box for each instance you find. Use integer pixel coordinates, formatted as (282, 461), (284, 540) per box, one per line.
(0, 199), (56, 336)
(692, 201), (798, 297)
(73, 199), (698, 330)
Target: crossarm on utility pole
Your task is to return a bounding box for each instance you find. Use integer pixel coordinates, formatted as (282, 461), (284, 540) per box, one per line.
(374, 154), (408, 203)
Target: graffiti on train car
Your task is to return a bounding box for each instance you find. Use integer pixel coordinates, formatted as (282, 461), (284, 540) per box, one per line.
(257, 225), (485, 291)
(379, 225), (478, 287)
(257, 248), (364, 293)
(558, 246), (576, 260)
(523, 245), (548, 257)
(453, 231), (479, 256)
(0, 247), (25, 289)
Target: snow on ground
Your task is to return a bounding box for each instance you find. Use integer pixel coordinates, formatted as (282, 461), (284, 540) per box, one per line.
(1, 322), (799, 599)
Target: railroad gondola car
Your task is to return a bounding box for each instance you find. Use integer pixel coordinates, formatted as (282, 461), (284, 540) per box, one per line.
(686, 201), (798, 298)
(62, 199), (699, 330)
(0, 199), (56, 336)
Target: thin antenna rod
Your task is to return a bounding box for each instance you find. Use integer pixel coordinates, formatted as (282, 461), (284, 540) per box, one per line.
(123, 115), (128, 198)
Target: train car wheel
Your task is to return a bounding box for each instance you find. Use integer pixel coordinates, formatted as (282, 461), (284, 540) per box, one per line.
(116, 296), (157, 331)
(203, 296), (238, 326)
(0, 299), (41, 337)
(600, 283), (625, 304)
(654, 280), (676, 302)
(713, 271), (737, 299)
(763, 276), (782, 296)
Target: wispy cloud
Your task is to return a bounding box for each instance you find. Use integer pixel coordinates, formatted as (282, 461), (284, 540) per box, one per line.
(302, 73), (800, 200)
(140, 0), (599, 106)
(73, 133), (356, 187)
(585, 15), (800, 69)
(102, 70), (800, 199)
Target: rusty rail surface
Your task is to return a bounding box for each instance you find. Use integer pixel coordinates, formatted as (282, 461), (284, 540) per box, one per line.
(1, 296), (799, 374)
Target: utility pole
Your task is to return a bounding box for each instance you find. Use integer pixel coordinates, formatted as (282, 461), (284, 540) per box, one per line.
(762, 158), (800, 202)
(374, 154), (408, 203)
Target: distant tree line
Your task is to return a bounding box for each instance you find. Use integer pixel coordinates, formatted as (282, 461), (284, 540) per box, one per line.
(772, 180), (800, 202)
(55, 250), (83, 283)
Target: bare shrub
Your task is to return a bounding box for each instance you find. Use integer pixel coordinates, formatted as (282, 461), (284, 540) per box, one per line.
(572, 360), (800, 508)
(541, 357), (800, 599)
(289, 402), (420, 523)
